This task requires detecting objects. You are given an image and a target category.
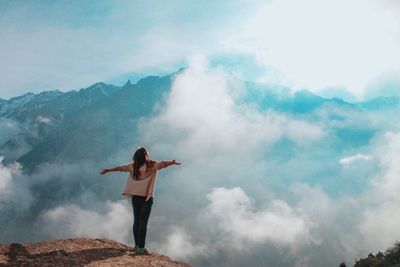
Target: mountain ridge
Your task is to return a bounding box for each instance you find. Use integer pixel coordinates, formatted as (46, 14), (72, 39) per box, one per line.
(1, 71), (398, 121)
(1, 70), (399, 170)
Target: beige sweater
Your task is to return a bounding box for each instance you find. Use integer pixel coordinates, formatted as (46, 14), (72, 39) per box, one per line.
(119, 161), (168, 198)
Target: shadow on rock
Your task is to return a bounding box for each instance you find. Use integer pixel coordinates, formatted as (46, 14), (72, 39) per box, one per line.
(3, 243), (126, 267)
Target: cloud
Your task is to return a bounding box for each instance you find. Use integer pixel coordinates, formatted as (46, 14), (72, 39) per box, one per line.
(339, 154), (372, 166)
(289, 184), (366, 262)
(131, 60), (334, 265)
(205, 187), (313, 249)
(346, 132), (400, 252)
(227, 0), (400, 99)
(0, 118), (21, 145)
(0, 156), (34, 215)
(140, 57), (325, 161)
(0, 156), (21, 202)
(151, 227), (207, 260)
(36, 115), (51, 124)
(0, 154), (136, 243)
(361, 202), (400, 252)
(369, 132), (400, 199)
(0, 116), (58, 161)
(359, 132), (400, 251)
(132, 62), (400, 265)
(41, 200), (132, 244)
(364, 71), (400, 99)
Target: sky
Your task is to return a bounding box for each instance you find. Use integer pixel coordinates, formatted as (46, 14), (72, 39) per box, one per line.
(1, 0), (400, 100)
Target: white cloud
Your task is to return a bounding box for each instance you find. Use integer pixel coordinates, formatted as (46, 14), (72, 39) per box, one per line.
(0, 156), (21, 202)
(0, 156), (33, 211)
(41, 200), (132, 243)
(206, 187), (313, 248)
(361, 202), (400, 251)
(36, 115), (51, 124)
(339, 154), (372, 166)
(152, 227), (207, 260)
(229, 0), (400, 99)
(290, 184), (364, 260)
(370, 132), (400, 199)
(140, 58), (325, 161)
(359, 131), (400, 251)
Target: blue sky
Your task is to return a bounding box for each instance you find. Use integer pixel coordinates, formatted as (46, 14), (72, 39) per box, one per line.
(1, 0), (400, 99)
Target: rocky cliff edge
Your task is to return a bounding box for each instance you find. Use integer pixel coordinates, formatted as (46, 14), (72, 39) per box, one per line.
(0, 237), (191, 267)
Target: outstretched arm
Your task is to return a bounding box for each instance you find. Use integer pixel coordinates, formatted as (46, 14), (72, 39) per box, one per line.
(157, 160), (181, 170)
(100, 163), (133, 175)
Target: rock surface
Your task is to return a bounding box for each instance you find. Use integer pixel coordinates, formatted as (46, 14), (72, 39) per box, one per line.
(0, 237), (191, 267)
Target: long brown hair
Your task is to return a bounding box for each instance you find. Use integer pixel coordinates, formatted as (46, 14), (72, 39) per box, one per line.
(132, 147), (155, 179)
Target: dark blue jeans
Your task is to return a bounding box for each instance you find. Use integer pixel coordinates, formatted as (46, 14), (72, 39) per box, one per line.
(131, 195), (153, 248)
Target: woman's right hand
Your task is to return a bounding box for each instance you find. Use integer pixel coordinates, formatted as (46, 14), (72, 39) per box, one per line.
(172, 160), (181, 165)
(100, 169), (108, 175)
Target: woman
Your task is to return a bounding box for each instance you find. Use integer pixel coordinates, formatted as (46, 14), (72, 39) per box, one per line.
(100, 147), (181, 254)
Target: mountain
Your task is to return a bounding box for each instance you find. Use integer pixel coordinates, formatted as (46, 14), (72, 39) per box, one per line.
(243, 81), (361, 114)
(0, 74), (174, 170)
(0, 237), (191, 267)
(358, 96), (400, 111)
(0, 98), (6, 106)
(1, 71), (398, 171)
